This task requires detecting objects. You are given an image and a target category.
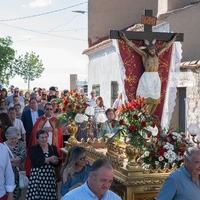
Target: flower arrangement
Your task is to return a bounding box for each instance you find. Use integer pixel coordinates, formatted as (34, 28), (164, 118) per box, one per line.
(57, 90), (88, 124)
(113, 97), (160, 148)
(140, 130), (187, 169)
(108, 97), (187, 169)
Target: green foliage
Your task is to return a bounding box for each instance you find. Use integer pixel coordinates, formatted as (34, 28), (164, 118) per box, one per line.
(0, 36), (16, 85)
(14, 52), (44, 89)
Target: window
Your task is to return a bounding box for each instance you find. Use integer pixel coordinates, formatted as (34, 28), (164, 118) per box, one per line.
(171, 87), (186, 132)
(111, 81), (118, 106)
(92, 84), (100, 96)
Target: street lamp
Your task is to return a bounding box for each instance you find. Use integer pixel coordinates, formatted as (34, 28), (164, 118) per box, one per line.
(72, 10), (88, 14)
(188, 123), (200, 148)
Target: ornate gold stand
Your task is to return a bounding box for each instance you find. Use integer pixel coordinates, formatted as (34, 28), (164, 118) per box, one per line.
(66, 119), (78, 146)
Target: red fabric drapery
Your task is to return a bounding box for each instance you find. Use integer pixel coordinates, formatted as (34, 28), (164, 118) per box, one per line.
(118, 39), (173, 119)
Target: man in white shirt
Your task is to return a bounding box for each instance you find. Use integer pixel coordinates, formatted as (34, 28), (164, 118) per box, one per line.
(8, 107), (26, 141)
(0, 143), (15, 200)
(61, 158), (122, 200)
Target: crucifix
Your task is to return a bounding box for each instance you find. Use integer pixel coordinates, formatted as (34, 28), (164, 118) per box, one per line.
(110, 10), (183, 42)
(110, 10), (184, 114)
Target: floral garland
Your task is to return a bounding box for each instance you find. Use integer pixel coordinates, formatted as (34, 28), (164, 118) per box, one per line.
(140, 130), (186, 169)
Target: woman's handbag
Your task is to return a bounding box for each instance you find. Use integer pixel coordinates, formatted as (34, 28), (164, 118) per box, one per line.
(4, 142), (29, 188)
(18, 170), (29, 189)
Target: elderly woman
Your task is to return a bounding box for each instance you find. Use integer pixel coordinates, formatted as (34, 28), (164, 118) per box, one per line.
(26, 129), (60, 200)
(60, 146), (91, 197)
(101, 108), (119, 138)
(4, 126), (26, 200)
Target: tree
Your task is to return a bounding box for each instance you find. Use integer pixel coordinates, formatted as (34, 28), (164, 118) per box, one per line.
(14, 52), (45, 90)
(0, 36), (16, 85)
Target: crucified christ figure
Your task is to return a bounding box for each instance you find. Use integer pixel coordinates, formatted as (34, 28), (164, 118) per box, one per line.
(119, 32), (178, 113)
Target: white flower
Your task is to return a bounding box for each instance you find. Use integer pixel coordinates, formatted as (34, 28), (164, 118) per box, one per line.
(172, 136), (176, 140)
(143, 151), (150, 157)
(167, 150), (176, 162)
(155, 161), (159, 165)
(164, 143), (171, 150)
(168, 158), (174, 163)
(172, 132), (182, 139)
(164, 152), (169, 159)
(158, 156), (164, 161)
(168, 144), (174, 151)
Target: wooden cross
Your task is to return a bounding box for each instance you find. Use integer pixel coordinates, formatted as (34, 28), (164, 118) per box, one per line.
(110, 10), (183, 42)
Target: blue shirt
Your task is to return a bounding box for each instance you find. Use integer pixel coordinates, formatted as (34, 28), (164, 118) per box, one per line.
(157, 166), (200, 200)
(61, 182), (122, 200)
(61, 164), (91, 196)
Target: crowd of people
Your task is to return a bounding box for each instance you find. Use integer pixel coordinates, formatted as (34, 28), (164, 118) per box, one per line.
(0, 85), (199, 200)
(0, 85), (122, 200)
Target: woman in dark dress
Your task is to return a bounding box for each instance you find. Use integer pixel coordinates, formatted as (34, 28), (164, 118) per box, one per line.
(26, 129), (60, 200)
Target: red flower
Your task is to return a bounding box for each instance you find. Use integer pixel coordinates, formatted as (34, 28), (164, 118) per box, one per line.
(67, 104), (73, 110)
(118, 104), (126, 113)
(75, 93), (80, 98)
(163, 138), (168, 142)
(149, 151), (155, 157)
(151, 123), (156, 128)
(141, 121), (146, 127)
(158, 150), (165, 156)
(75, 105), (81, 110)
(133, 114), (139, 120)
(147, 132), (152, 138)
(155, 135), (160, 139)
(83, 102), (88, 108)
(119, 119), (124, 125)
(63, 98), (68, 105)
(128, 100), (137, 109)
(129, 125), (136, 132)
(62, 107), (66, 112)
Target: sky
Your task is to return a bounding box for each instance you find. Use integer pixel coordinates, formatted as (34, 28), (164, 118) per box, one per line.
(0, 0), (88, 90)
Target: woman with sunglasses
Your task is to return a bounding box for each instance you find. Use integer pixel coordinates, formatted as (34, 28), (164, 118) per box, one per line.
(60, 146), (91, 197)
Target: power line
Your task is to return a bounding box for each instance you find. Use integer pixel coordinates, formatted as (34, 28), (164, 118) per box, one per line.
(1, 23), (87, 42)
(0, 2), (87, 22)
(50, 28), (87, 32)
(47, 14), (81, 32)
